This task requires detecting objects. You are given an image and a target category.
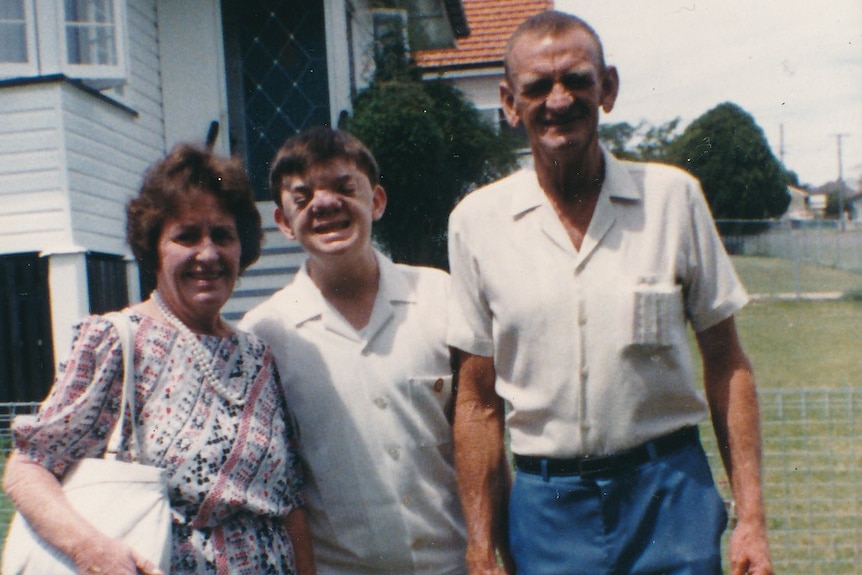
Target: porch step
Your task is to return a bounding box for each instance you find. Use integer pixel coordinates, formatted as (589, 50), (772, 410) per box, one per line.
(223, 203), (304, 321)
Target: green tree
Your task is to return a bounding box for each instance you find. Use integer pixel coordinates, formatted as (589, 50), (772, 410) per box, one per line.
(599, 118), (680, 162)
(599, 121), (639, 160)
(344, 57), (518, 268)
(665, 102), (790, 229)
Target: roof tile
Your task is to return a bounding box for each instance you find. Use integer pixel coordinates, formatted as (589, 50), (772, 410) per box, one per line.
(416, 0), (553, 70)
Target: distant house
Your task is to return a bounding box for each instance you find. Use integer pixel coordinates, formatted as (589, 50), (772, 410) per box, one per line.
(849, 192), (862, 223)
(783, 186), (818, 221)
(415, 0), (552, 143)
(0, 0), (468, 402)
(811, 180), (857, 223)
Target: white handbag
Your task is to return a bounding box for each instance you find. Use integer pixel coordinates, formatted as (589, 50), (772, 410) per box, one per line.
(2, 312), (172, 575)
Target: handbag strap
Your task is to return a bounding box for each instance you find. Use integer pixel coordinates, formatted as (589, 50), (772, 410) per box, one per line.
(104, 311), (141, 461)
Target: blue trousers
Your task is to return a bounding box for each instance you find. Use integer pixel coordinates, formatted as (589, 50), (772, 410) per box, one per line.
(509, 441), (728, 575)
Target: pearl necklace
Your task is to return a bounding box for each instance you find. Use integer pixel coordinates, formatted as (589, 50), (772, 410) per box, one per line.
(152, 291), (245, 405)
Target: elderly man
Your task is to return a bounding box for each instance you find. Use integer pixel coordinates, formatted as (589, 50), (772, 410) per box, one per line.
(447, 10), (772, 575)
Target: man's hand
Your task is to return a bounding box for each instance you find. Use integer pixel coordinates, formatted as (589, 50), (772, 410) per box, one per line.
(729, 517), (773, 575)
(465, 546), (515, 575)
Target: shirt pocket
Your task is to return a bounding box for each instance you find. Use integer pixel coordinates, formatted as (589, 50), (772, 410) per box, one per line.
(404, 375), (454, 444)
(631, 280), (684, 348)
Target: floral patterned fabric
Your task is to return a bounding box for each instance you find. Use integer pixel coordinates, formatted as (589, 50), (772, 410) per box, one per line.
(13, 312), (304, 575)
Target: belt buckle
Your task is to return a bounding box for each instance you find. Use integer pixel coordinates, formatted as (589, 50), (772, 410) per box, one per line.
(578, 455), (613, 478)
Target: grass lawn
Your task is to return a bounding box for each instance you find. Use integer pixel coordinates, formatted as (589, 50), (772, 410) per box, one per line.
(732, 299), (861, 389)
(720, 256), (861, 390)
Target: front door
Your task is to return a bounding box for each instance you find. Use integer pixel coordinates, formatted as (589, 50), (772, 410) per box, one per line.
(222, 0), (332, 200)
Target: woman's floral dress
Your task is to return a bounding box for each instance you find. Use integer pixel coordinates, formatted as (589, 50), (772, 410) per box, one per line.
(13, 312), (305, 575)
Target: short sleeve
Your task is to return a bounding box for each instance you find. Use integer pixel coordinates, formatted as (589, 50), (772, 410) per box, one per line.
(683, 183), (750, 333)
(12, 315), (124, 477)
(446, 202), (495, 357)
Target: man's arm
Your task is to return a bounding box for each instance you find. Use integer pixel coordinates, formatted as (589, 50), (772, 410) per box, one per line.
(696, 316), (774, 575)
(452, 350), (514, 575)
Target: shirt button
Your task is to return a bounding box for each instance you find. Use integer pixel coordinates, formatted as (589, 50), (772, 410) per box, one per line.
(374, 397), (388, 409)
(387, 447), (401, 460)
(433, 378), (444, 392)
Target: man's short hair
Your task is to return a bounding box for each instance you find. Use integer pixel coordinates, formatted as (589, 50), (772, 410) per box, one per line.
(504, 10), (606, 84)
(269, 126), (380, 207)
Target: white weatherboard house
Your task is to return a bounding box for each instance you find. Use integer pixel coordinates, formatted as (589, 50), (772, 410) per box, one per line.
(0, 0), (468, 402)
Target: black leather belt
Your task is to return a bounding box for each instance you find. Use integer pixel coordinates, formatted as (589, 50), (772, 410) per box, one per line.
(514, 426), (699, 478)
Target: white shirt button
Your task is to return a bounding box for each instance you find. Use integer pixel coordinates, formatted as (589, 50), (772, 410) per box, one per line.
(374, 397), (388, 409)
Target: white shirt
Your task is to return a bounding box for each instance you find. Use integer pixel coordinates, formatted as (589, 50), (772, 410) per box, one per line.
(447, 151), (749, 458)
(240, 251), (467, 575)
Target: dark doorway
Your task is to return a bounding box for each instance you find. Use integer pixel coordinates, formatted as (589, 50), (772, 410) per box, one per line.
(0, 253), (55, 402)
(222, 0), (332, 200)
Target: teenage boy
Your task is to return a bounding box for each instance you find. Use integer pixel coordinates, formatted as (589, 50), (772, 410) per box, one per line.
(240, 127), (467, 575)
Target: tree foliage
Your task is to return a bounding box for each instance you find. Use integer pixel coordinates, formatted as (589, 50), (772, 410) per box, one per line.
(599, 118), (681, 162)
(664, 102), (791, 224)
(344, 54), (518, 268)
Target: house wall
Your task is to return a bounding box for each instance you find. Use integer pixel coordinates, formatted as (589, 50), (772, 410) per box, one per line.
(0, 83), (69, 254)
(0, 0), (166, 363)
(442, 70), (504, 111)
(158, 0), (230, 155)
(63, 84), (153, 255)
(2, 0), (384, 368)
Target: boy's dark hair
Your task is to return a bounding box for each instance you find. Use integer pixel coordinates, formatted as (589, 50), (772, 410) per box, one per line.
(269, 126), (380, 208)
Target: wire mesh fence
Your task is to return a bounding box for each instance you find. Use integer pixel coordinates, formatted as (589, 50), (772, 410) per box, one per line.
(700, 388), (861, 574)
(2, 390), (860, 573)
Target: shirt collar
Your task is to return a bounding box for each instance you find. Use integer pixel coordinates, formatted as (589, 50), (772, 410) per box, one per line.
(283, 249), (415, 329)
(509, 146), (641, 219)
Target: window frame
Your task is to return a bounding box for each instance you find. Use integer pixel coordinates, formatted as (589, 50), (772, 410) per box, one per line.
(60, 0), (128, 88)
(0, 0), (127, 89)
(0, 0), (39, 78)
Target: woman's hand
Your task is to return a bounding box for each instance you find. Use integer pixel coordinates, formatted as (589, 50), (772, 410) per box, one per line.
(4, 452), (164, 575)
(71, 535), (164, 575)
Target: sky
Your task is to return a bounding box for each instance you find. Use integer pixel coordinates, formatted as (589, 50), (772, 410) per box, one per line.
(554, 0), (862, 188)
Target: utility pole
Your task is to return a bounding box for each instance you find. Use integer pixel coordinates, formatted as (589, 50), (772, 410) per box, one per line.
(779, 124), (785, 164)
(833, 133), (848, 231)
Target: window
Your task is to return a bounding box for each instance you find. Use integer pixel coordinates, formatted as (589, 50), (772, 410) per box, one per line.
(0, 0), (37, 76)
(0, 0), (126, 89)
(372, 9), (409, 61)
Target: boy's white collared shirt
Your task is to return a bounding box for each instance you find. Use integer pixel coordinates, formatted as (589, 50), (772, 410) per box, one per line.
(240, 250), (467, 575)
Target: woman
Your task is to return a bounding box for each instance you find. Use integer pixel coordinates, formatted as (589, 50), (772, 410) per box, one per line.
(3, 144), (315, 575)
